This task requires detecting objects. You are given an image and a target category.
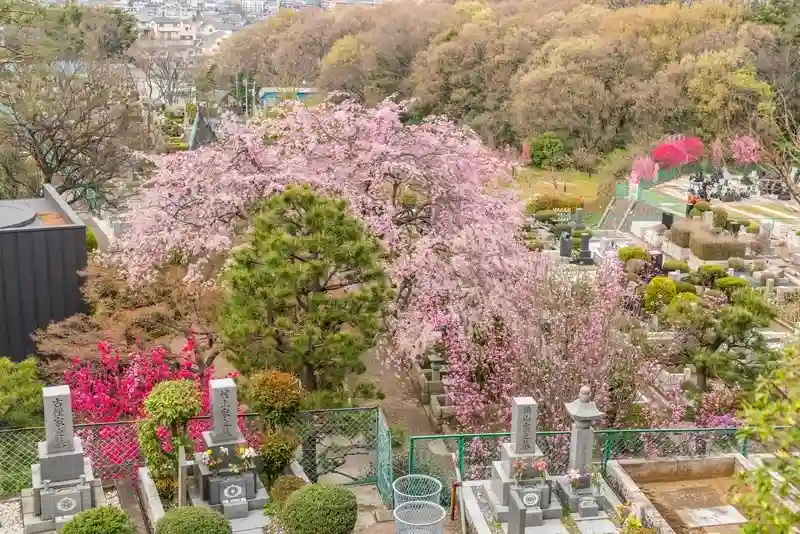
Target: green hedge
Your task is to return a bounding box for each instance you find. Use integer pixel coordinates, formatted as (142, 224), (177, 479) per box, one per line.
(669, 220), (694, 248)
(689, 230), (747, 261)
(525, 194), (583, 214)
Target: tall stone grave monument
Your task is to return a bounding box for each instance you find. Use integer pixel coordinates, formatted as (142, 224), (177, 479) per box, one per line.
(485, 397), (562, 532)
(22, 385), (105, 534)
(556, 386), (605, 517)
(191, 378), (268, 519)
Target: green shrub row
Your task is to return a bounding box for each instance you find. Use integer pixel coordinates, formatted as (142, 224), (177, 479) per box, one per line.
(689, 230), (746, 261)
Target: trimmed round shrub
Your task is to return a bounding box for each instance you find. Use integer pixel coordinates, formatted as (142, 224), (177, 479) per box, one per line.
(746, 222), (760, 234)
(689, 208), (702, 218)
(694, 200), (712, 212)
(711, 207), (728, 229)
(644, 276), (676, 311)
(62, 507), (136, 534)
(618, 245), (648, 263)
(269, 475), (307, 509)
(534, 209), (557, 222)
(86, 228), (99, 253)
(674, 292), (700, 303)
(143, 380), (201, 425)
(697, 264), (726, 286)
(155, 507), (229, 534)
(247, 370), (304, 428)
(727, 257), (745, 271)
(715, 276), (750, 296)
(750, 259), (767, 272)
(675, 281), (697, 294)
(663, 259), (689, 273)
(281, 484), (358, 534)
(259, 428), (300, 488)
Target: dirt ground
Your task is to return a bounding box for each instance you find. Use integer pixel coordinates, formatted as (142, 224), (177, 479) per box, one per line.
(641, 477), (740, 534)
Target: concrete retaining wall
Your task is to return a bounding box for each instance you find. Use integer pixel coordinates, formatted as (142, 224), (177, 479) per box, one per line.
(137, 466), (165, 529)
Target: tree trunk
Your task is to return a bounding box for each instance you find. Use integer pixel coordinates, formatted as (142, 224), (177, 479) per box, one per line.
(299, 363), (316, 391)
(696, 364), (708, 392)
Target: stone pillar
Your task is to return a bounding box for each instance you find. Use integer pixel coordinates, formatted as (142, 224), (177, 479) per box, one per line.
(574, 208), (585, 230)
(565, 386), (604, 474)
(207, 378), (244, 446)
(511, 397), (537, 454)
(38, 386), (85, 483)
(559, 233), (572, 258)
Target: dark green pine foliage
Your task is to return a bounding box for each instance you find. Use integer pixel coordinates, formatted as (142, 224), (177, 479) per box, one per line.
(219, 185), (393, 390)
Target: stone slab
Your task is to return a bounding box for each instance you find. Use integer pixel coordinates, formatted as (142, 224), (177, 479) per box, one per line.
(501, 442), (545, 478)
(575, 519), (617, 534)
(36, 439), (86, 483)
(230, 512), (272, 534)
(675, 505), (747, 527)
(501, 520), (569, 534)
(223, 499), (249, 519)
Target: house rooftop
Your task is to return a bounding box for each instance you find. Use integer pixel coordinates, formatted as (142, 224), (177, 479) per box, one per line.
(0, 185), (84, 232)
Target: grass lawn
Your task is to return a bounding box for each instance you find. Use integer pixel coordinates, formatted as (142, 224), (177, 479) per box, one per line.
(515, 168), (599, 201)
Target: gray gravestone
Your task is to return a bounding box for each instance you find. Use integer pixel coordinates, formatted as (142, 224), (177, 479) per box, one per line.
(765, 278), (775, 295)
(727, 268), (735, 277)
(511, 397), (537, 454)
(210, 378), (243, 443)
(574, 208), (585, 230)
(43, 386), (74, 454)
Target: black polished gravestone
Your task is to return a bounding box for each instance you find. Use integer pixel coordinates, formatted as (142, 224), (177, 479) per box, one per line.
(578, 234), (593, 265)
(559, 232), (572, 258)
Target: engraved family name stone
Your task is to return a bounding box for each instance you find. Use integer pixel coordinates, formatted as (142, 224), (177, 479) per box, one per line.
(511, 397), (538, 454)
(43, 385), (75, 454)
(210, 378), (241, 442)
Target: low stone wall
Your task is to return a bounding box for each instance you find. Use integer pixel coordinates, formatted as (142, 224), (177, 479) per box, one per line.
(605, 460), (675, 534)
(137, 466), (165, 529)
(605, 455), (750, 534)
(616, 454), (746, 483)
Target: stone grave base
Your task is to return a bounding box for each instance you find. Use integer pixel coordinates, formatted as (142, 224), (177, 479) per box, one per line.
(187, 481), (269, 532)
(462, 480), (570, 534)
(21, 485), (106, 534)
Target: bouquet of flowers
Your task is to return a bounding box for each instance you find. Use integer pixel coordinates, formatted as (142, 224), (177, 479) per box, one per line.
(567, 468), (591, 489)
(513, 459), (527, 485)
(533, 459), (548, 483)
(200, 448), (225, 476)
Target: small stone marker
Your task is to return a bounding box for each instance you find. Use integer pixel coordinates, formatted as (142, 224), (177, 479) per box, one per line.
(668, 271), (682, 282)
(574, 208), (585, 229)
(560, 232), (572, 258)
(177, 446), (187, 507)
(210, 378), (242, 442)
(511, 397), (537, 454)
(43, 385), (75, 454)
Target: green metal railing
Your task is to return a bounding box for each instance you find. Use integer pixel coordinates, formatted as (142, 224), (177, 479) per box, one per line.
(406, 426), (777, 489)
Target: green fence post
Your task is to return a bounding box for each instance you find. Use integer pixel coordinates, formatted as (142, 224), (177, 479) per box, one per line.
(740, 435), (749, 458)
(601, 432), (614, 476)
(408, 437), (415, 474)
(457, 436), (465, 479)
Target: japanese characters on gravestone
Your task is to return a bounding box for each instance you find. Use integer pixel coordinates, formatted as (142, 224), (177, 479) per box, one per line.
(511, 397), (537, 454)
(210, 378), (243, 443)
(44, 385), (75, 454)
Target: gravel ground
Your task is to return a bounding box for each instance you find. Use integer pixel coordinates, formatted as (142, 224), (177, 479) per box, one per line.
(0, 488), (122, 534)
(0, 498), (22, 534)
